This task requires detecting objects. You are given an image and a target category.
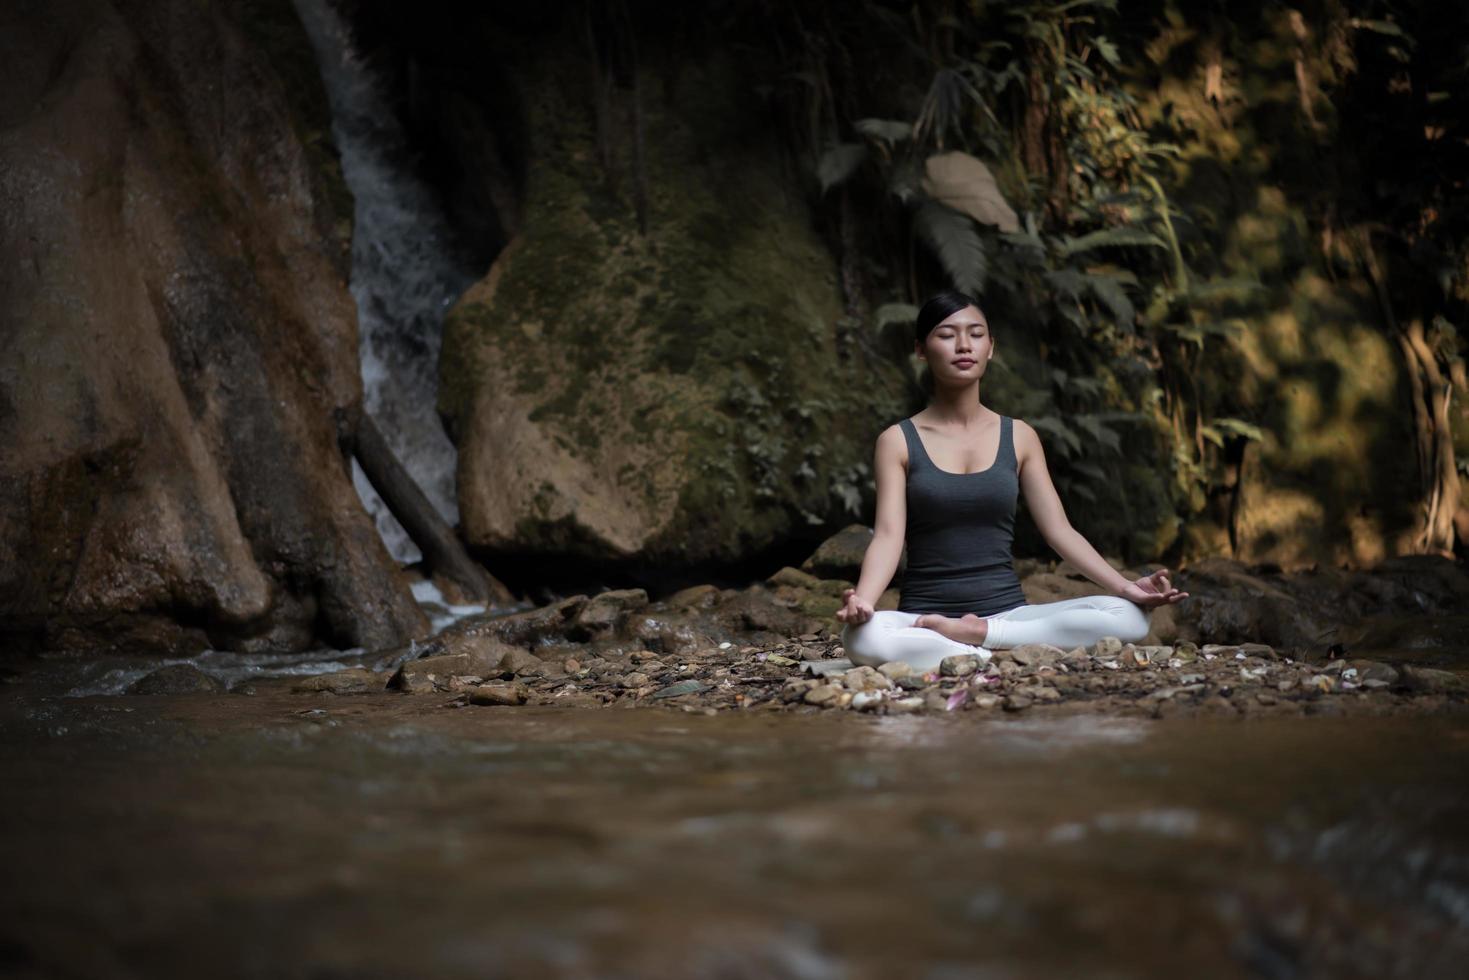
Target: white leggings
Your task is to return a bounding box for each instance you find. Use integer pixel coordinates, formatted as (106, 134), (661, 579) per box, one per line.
(841, 595), (1150, 672)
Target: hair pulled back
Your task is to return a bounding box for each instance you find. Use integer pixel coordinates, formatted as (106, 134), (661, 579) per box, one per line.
(914, 290), (984, 345)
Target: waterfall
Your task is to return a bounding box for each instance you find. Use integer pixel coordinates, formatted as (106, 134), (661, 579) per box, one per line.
(293, 0), (478, 563)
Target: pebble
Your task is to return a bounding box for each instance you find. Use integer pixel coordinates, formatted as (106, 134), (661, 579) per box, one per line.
(842, 666), (893, 692)
(1092, 636), (1123, 659)
(804, 684), (844, 706)
(940, 654), (980, 677)
(850, 691), (883, 712)
(651, 679), (708, 699)
(888, 697), (926, 715)
(469, 682), (529, 706)
(878, 661), (914, 681)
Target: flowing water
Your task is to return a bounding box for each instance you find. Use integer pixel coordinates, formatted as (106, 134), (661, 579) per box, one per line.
(293, 0), (482, 563)
(1, 682), (1465, 979)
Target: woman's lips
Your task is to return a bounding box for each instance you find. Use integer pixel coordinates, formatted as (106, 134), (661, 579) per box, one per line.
(953, 358), (976, 368)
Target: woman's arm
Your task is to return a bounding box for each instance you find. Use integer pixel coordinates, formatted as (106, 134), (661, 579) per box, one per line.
(837, 425), (907, 623)
(1014, 419), (1187, 607)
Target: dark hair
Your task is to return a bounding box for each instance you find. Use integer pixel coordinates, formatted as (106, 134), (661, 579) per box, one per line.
(914, 290), (985, 345)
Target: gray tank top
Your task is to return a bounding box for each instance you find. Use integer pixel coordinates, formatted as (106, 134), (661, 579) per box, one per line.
(897, 415), (1029, 617)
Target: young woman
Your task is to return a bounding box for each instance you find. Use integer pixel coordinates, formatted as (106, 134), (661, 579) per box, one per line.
(836, 290), (1188, 671)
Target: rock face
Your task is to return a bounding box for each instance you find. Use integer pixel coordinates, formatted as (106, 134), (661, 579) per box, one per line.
(439, 33), (910, 567)
(0, 0), (427, 655)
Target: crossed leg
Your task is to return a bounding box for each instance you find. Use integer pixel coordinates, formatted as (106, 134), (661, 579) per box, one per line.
(842, 595), (1150, 672)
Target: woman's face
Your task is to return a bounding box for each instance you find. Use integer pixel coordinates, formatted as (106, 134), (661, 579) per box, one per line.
(916, 305), (993, 385)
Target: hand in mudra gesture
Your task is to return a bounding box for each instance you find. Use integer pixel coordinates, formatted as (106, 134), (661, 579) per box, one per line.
(1119, 568), (1189, 608)
(835, 588), (875, 624)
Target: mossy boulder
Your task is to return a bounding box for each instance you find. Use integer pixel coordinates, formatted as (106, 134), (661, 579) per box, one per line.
(440, 47), (908, 565)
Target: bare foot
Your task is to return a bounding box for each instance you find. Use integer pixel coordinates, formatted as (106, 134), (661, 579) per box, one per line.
(914, 613), (989, 646)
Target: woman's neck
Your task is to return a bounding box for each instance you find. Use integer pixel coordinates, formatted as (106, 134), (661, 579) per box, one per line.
(925, 383), (989, 427)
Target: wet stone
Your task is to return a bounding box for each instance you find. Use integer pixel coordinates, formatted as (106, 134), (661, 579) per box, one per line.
(127, 664), (225, 696)
(940, 655), (980, 678)
(469, 682), (530, 706)
(878, 661), (914, 681)
(841, 666), (892, 693)
(651, 679), (708, 700)
(292, 669), (387, 695)
(804, 684), (844, 706)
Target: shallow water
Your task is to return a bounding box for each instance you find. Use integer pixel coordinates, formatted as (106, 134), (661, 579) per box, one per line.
(1, 685), (1466, 979)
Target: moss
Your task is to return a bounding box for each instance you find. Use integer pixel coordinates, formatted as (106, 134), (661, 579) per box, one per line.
(440, 43), (909, 564)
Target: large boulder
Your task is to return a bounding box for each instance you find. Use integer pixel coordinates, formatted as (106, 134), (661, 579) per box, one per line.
(439, 37), (909, 567)
(0, 0), (427, 655)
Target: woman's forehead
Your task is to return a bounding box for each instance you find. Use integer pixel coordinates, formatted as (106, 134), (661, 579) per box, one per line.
(937, 306), (987, 329)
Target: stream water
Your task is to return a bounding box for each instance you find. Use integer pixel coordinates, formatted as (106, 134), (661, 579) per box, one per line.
(1, 684), (1465, 979)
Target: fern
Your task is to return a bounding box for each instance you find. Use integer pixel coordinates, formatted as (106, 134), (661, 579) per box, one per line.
(914, 200), (987, 294)
(873, 303), (918, 333)
(1060, 227), (1169, 257)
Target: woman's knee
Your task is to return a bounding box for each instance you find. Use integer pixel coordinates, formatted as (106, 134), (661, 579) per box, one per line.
(1104, 597), (1150, 643)
(842, 612), (905, 666)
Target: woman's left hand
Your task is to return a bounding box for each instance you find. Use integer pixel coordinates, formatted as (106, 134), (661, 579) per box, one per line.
(1119, 568), (1189, 607)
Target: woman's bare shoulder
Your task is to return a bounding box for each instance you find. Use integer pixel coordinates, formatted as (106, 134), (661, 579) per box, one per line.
(874, 422), (908, 460)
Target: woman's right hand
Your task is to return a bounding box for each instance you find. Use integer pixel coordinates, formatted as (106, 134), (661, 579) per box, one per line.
(836, 588), (875, 625)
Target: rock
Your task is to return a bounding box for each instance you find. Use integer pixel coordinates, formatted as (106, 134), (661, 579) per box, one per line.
(438, 39), (910, 570)
(1400, 666), (1465, 694)
(1137, 645), (1173, 664)
(923, 691), (949, 712)
(1237, 643), (1277, 660)
(895, 674), (929, 691)
(665, 584), (721, 609)
(850, 691), (883, 711)
(292, 669), (386, 695)
(1092, 637), (1123, 660)
(973, 694), (1002, 709)
(497, 648), (546, 678)
(1, 0), (429, 656)
(767, 566), (824, 590)
(469, 682), (530, 706)
(803, 658), (854, 678)
(877, 661), (914, 681)
(393, 637), (522, 692)
(1061, 647), (1091, 670)
(126, 664), (225, 695)
(804, 684), (844, 706)
(1123, 645), (1149, 668)
(651, 679), (708, 699)
(1002, 693), (1032, 712)
(1005, 644), (1064, 668)
(454, 596), (587, 647)
(621, 671), (651, 688)
(888, 697), (926, 715)
(573, 589), (649, 635)
(1349, 660), (1400, 686)
(801, 525), (876, 580)
(841, 666), (893, 692)
(781, 679), (819, 702)
(940, 654), (981, 677)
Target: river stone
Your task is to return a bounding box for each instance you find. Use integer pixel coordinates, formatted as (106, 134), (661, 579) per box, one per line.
(665, 584), (721, 609)
(292, 669), (386, 695)
(496, 648), (545, 678)
(1092, 637), (1123, 660)
(126, 664), (225, 696)
(1349, 660), (1400, 685)
(877, 661), (914, 681)
(470, 682), (530, 706)
(850, 690), (883, 712)
(801, 525), (876, 580)
(841, 666), (893, 693)
(651, 679), (707, 699)
(767, 567), (823, 590)
(574, 589), (649, 635)
(804, 684), (844, 706)
(940, 654), (980, 677)
(1400, 666), (1465, 694)
(1005, 644), (1064, 668)
(888, 697), (926, 715)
